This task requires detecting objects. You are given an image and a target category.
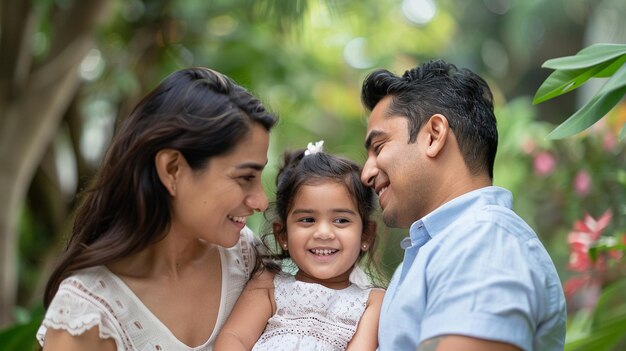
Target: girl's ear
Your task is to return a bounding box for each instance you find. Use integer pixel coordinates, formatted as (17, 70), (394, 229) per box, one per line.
(273, 222), (288, 250)
(361, 221), (377, 251)
(155, 149), (183, 196)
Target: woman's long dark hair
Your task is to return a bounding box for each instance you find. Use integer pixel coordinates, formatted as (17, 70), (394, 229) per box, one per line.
(44, 67), (277, 308)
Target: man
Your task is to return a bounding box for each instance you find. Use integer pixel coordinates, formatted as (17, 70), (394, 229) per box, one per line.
(360, 60), (566, 351)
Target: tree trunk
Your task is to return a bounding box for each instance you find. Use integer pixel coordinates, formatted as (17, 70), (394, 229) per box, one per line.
(0, 0), (113, 326)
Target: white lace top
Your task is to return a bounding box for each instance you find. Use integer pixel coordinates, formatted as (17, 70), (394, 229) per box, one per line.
(252, 273), (371, 351)
(37, 227), (257, 351)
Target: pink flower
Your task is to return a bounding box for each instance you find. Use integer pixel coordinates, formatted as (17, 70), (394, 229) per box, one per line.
(520, 136), (536, 155)
(533, 152), (555, 176)
(574, 210), (612, 240)
(603, 132), (616, 151)
(573, 170), (591, 196)
(566, 210), (612, 272)
(563, 275), (590, 300)
(567, 242), (591, 272)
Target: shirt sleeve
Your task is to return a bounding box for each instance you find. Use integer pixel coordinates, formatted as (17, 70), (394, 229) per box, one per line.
(37, 279), (123, 349)
(420, 220), (539, 351)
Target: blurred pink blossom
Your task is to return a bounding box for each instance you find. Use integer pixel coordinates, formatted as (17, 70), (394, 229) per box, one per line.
(533, 152), (555, 176)
(567, 210), (612, 272)
(520, 136), (536, 155)
(603, 132), (617, 151)
(573, 170), (591, 196)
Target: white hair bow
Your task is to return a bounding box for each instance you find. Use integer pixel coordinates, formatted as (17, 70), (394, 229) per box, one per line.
(304, 140), (324, 156)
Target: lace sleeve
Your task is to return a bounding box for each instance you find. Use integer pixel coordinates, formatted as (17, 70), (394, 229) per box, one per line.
(37, 280), (123, 349)
(239, 226), (261, 278)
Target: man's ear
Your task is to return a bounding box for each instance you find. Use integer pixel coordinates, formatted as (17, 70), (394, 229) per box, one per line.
(273, 222), (288, 250)
(155, 149), (183, 196)
(361, 221), (378, 251)
(423, 114), (450, 158)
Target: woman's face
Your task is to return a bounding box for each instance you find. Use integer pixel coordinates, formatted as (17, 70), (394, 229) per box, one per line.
(169, 123), (270, 247)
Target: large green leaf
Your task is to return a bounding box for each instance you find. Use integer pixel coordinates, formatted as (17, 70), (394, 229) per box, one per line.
(547, 63), (626, 139)
(542, 43), (626, 70)
(565, 279), (626, 351)
(0, 320), (41, 351)
(534, 55), (626, 104)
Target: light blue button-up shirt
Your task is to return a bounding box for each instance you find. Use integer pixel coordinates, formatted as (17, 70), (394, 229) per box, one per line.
(378, 186), (566, 351)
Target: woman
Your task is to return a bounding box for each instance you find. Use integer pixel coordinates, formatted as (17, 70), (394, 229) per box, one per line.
(37, 67), (277, 350)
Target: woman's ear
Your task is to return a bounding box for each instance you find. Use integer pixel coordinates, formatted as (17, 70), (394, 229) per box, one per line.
(273, 222), (288, 250)
(361, 221), (378, 251)
(423, 114), (450, 158)
(155, 149), (183, 196)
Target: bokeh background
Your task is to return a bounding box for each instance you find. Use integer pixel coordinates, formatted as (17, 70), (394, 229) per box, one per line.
(1, 0), (625, 350)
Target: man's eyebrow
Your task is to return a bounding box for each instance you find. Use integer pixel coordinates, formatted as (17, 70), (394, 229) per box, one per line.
(235, 161), (267, 171)
(364, 130), (384, 150)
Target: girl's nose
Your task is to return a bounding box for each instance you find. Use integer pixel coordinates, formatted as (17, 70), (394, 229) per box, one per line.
(313, 223), (335, 240)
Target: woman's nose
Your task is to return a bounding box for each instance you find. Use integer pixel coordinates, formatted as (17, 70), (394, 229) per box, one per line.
(247, 184), (269, 212)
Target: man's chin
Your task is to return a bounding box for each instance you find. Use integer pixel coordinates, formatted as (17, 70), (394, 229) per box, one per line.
(382, 211), (412, 229)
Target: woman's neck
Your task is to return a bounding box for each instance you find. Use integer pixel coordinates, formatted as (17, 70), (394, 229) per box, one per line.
(108, 232), (216, 280)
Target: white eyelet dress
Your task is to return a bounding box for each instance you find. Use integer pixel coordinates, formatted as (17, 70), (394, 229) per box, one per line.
(37, 227), (257, 351)
(252, 272), (372, 351)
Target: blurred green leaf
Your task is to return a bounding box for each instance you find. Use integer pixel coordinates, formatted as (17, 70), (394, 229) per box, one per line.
(547, 64), (626, 139)
(564, 279), (626, 351)
(542, 43), (626, 70)
(533, 56), (626, 104)
(0, 304), (43, 351)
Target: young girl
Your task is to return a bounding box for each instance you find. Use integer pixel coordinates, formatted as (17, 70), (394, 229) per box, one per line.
(215, 141), (385, 351)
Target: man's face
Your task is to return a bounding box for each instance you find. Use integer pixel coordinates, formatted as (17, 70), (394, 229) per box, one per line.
(361, 96), (433, 228)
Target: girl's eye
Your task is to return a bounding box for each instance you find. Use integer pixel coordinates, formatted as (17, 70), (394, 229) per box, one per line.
(297, 217), (315, 223)
(334, 218), (351, 224)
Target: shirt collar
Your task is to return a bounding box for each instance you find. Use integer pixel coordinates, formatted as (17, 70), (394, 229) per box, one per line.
(408, 186), (513, 244)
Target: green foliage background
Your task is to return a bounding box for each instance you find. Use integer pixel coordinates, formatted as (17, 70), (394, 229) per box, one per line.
(1, 0), (625, 350)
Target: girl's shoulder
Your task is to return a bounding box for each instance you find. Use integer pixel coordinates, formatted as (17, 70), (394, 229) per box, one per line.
(246, 268), (277, 290)
(367, 287), (385, 306)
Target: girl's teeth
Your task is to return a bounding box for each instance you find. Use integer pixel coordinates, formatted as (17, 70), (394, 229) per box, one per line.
(311, 249), (337, 256)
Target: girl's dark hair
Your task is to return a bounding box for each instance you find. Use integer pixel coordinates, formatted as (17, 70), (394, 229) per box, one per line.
(260, 148), (386, 287)
(44, 67), (277, 308)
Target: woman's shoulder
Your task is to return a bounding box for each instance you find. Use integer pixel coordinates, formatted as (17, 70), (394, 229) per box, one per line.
(38, 266), (126, 349)
(58, 265), (115, 292)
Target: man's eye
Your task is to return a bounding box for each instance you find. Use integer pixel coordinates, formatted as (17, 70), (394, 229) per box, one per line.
(373, 144), (382, 155)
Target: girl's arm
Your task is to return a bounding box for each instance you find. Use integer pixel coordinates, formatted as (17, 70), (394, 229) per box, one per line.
(214, 269), (276, 351)
(42, 326), (117, 351)
(345, 288), (385, 351)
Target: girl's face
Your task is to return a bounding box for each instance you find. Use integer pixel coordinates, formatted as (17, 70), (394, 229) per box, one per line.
(281, 180), (366, 289)
(169, 123), (270, 248)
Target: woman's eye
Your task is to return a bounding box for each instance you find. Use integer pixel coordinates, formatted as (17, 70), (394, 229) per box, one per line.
(239, 175), (255, 182)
